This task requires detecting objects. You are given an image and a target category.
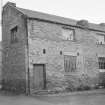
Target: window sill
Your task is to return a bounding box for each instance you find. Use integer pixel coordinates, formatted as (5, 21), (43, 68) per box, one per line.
(64, 72), (78, 76)
(99, 69), (105, 72)
(61, 39), (76, 42)
(96, 44), (105, 45)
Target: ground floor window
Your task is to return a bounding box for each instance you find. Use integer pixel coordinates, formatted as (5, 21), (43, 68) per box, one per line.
(64, 55), (77, 72)
(98, 57), (105, 69)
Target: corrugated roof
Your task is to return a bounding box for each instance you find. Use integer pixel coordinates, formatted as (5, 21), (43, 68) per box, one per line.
(7, 3), (105, 32)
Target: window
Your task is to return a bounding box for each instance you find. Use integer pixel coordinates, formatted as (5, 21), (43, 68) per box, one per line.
(11, 26), (18, 43)
(98, 57), (105, 69)
(60, 51), (62, 55)
(43, 49), (46, 54)
(62, 28), (75, 40)
(96, 34), (105, 45)
(64, 55), (77, 72)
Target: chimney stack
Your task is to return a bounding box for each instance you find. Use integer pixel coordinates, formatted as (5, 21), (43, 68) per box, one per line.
(5, 2), (16, 7)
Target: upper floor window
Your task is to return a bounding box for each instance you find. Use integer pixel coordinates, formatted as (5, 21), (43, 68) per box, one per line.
(62, 28), (75, 41)
(96, 34), (105, 45)
(98, 57), (105, 69)
(11, 26), (18, 43)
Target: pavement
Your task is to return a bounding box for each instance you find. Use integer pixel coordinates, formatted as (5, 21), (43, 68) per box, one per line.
(0, 89), (105, 105)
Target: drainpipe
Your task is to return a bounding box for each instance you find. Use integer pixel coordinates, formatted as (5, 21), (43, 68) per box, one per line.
(24, 16), (30, 95)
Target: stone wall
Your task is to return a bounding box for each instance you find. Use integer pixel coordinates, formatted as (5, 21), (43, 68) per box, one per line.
(27, 19), (105, 91)
(2, 2), (105, 94)
(0, 43), (2, 85)
(2, 4), (27, 93)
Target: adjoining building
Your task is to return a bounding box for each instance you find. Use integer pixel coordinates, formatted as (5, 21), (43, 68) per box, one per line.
(2, 2), (105, 94)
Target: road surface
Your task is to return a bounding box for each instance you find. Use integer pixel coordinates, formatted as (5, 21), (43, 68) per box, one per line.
(0, 91), (105, 105)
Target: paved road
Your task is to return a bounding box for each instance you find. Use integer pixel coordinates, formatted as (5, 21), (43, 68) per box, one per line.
(0, 92), (105, 105)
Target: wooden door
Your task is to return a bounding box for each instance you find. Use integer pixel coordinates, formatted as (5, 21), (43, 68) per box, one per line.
(33, 64), (46, 90)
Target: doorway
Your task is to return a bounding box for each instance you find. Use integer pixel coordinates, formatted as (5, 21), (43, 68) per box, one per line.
(33, 64), (46, 90)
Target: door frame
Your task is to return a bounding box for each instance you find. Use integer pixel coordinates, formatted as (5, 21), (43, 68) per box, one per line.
(33, 64), (46, 89)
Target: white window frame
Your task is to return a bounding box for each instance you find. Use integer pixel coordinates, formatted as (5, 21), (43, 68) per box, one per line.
(62, 28), (75, 41)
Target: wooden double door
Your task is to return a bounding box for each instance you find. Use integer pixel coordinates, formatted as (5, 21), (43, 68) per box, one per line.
(33, 64), (46, 90)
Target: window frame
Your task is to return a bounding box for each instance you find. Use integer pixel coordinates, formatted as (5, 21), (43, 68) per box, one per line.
(64, 55), (77, 72)
(98, 57), (105, 69)
(62, 27), (75, 41)
(10, 26), (18, 43)
(96, 33), (105, 45)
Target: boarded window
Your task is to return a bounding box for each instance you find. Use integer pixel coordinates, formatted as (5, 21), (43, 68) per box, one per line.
(64, 55), (77, 72)
(98, 57), (105, 69)
(62, 28), (75, 40)
(11, 26), (18, 43)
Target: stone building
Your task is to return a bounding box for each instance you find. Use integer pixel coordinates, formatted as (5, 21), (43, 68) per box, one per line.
(2, 2), (105, 94)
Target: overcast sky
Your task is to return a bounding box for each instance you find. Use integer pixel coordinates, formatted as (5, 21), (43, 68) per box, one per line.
(0, 0), (105, 41)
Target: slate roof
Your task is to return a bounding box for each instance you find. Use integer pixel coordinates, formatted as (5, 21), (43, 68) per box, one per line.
(4, 2), (105, 32)
(16, 7), (77, 26)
